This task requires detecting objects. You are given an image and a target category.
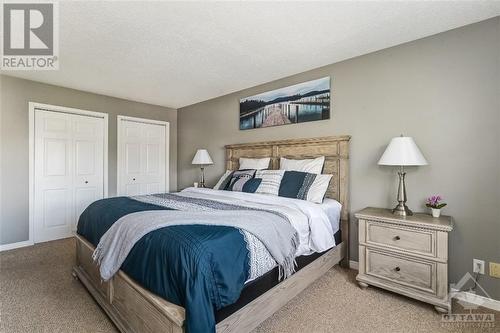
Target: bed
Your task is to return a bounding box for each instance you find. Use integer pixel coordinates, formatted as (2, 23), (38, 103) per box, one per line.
(72, 135), (350, 333)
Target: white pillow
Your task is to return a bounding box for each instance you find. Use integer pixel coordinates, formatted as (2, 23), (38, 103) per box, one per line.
(239, 157), (270, 170)
(280, 156), (325, 174)
(255, 170), (285, 196)
(213, 170), (233, 190)
(306, 174), (333, 203)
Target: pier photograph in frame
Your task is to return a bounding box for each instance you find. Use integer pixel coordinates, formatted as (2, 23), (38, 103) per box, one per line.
(239, 77), (330, 130)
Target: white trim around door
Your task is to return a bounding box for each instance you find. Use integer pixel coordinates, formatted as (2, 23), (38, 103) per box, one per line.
(27, 102), (109, 246)
(116, 115), (170, 196)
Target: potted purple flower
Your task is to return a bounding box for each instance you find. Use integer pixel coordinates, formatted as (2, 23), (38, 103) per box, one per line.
(426, 195), (447, 218)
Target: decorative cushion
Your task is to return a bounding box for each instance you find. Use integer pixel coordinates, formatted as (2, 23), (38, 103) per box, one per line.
(254, 170), (285, 196)
(239, 157), (271, 170)
(226, 169), (256, 191)
(278, 171), (332, 203)
(241, 178), (262, 193)
(279, 156), (325, 174)
(279, 171), (314, 199)
(213, 170), (234, 190)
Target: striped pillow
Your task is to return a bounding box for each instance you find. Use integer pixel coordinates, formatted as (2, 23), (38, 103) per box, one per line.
(226, 169), (256, 191)
(255, 170), (285, 196)
(278, 171), (332, 203)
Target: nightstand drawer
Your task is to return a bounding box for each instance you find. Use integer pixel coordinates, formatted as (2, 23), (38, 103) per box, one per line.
(366, 249), (436, 295)
(366, 221), (436, 257)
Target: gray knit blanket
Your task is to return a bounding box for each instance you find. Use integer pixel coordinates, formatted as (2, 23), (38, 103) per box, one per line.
(93, 193), (299, 281)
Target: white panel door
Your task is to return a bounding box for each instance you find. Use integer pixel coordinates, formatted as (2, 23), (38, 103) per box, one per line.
(34, 111), (73, 242)
(73, 114), (104, 226)
(34, 110), (104, 243)
(142, 122), (166, 194)
(118, 118), (167, 196)
(120, 120), (142, 196)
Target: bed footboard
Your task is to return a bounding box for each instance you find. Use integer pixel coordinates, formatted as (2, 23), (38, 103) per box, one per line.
(73, 234), (185, 333)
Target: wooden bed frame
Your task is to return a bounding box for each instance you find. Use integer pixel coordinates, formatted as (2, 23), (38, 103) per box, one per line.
(73, 135), (351, 333)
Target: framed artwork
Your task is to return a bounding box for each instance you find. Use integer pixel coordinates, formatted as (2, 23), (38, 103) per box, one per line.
(239, 77), (330, 130)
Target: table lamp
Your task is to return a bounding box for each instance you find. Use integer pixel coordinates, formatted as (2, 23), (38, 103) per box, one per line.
(378, 135), (428, 216)
(192, 149), (213, 188)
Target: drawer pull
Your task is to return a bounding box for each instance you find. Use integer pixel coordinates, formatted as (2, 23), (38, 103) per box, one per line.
(395, 266), (401, 272)
(394, 235), (400, 241)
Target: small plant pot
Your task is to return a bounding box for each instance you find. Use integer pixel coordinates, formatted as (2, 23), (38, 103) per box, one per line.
(431, 208), (441, 218)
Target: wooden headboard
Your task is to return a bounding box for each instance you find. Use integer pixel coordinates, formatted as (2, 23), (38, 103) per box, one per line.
(225, 135), (350, 262)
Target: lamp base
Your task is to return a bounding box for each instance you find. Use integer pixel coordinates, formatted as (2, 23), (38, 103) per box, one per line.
(199, 167), (206, 188)
(392, 203), (413, 216)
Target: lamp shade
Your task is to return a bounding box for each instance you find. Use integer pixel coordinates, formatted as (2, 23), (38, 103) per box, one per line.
(192, 149), (213, 165)
(378, 136), (428, 166)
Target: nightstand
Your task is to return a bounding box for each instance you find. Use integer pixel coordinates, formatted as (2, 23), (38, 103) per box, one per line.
(355, 207), (454, 313)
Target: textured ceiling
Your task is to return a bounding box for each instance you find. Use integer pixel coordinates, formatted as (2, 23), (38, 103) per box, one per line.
(3, 1), (500, 108)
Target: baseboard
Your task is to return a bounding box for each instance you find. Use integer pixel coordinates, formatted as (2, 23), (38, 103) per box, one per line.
(0, 240), (34, 252)
(450, 288), (500, 311)
(349, 260), (358, 270)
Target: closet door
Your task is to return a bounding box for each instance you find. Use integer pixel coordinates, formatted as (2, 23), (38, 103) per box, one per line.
(142, 122), (166, 194)
(73, 114), (104, 226)
(34, 110), (105, 243)
(118, 117), (167, 196)
(34, 110), (74, 242)
(119, 119), (142, 196)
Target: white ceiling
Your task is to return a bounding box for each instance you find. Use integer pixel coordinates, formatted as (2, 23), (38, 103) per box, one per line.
(3, 1), (500, 109)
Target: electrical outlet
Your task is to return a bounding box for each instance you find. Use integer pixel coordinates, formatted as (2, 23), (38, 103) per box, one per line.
(490, 262), (500, 278)
(473, 259), (485, 274)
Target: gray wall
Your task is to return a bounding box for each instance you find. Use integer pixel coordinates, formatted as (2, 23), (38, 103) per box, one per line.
(178, 18), (500, 299)
(0, 75), (178, 245)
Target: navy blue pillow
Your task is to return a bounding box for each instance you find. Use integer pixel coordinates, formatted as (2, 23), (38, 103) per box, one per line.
(242, 178), (262, 193)
(278, 171), (317, 200)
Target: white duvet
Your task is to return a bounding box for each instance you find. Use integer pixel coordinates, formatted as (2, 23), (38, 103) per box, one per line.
(179, 187), (340, 256)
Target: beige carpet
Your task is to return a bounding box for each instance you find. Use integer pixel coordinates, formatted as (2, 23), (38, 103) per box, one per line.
(0, 238), (498, 333)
